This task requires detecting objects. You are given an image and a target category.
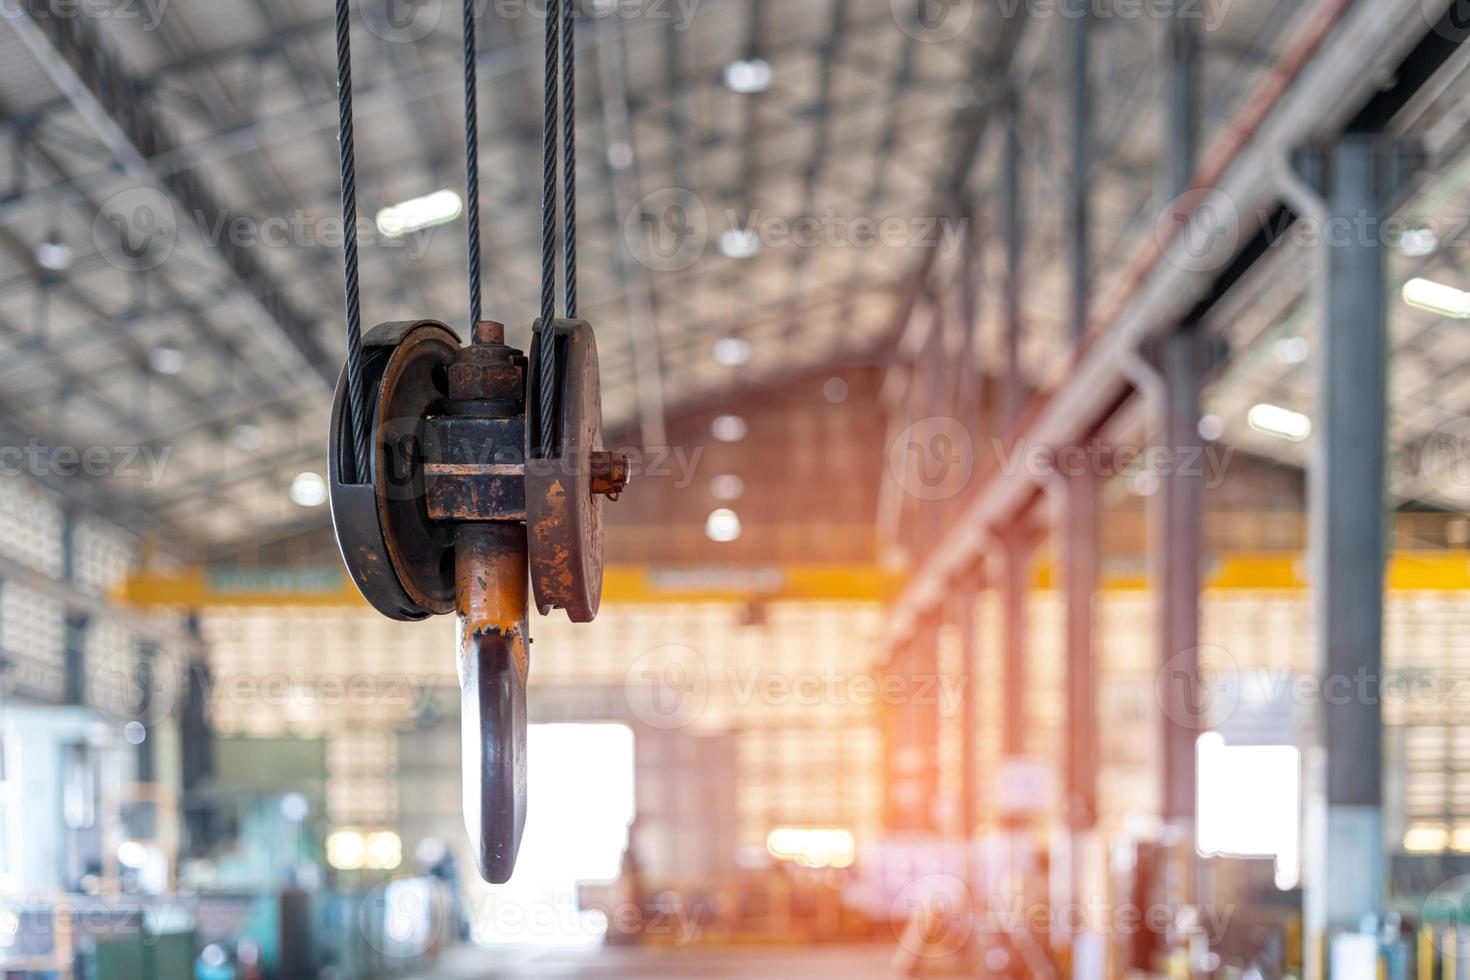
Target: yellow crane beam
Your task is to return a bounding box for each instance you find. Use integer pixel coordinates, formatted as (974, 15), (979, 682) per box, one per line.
(113, 552), (1470, 609)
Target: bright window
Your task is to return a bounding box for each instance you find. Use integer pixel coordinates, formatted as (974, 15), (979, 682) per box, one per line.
(474, 724), (636, 947)
(1196, 733), (1301, 890)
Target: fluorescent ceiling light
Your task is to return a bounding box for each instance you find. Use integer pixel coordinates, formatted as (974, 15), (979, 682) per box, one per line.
(711, 474), (745, 501)
(1248, 403), (1312, 443)
(376, 189), (463, 239)
(719, 228), (761, 260)
(36, 238), (73, 272)
(1401, 228), (1439, 258)
(1403, 277), (1470, 319)
(723, 58), (772, 94)
(705, 508), (743, 543)
(232, 424), (264, 451)
(290, 471), (328, 508)
(606, 141), (634, 170)
(711, 415), (747, 442)
(149, 345), (185, 375)
(713, 336), (752, 366)
(1273, 337), (1309, 366)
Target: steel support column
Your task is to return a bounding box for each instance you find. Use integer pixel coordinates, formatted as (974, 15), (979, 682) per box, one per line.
(181, 614), (213, 796)
(955, 569), (983, 840)
(61, 508), (88, 707)
(1159, 0), (1205, 847)
(1064, 469), (1100, 834)
(1168, 0), (1200, 198)
(135, 644), (158, 783)
(1063, 4), (1100, 927)
(1000, 527), (1034, 767)
(998, 524), (1038, 911)
(63, 613), (88, 707)
(1159, 329), (1205, 832)
(1066, 0), (1101, 834)
(888, 626), (940, 834)
(1304, 134), (1390, 954)
(1003, 88), (1025, 436)
(914, 615), (942, 833)
(1049, 465), (1102, 961)
(1069, 0), (1092, 347)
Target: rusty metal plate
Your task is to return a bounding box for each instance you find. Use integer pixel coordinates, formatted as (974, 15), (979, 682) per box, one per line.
(525, 319), (605, 623)
(329, 320), (461, 620)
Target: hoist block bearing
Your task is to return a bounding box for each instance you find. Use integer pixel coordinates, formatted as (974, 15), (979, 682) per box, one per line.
(526, 319), (610, 624)
(329, 320), (461, 621)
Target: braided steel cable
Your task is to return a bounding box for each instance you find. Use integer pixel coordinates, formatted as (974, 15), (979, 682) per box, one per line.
(464, 0), (482, 328)
(536, 0), (561, 456)
(335, 0), (370, 483)
(562, 1), (577, 320)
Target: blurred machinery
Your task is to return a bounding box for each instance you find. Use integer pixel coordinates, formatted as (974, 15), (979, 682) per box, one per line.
(0, 706), (193, 977)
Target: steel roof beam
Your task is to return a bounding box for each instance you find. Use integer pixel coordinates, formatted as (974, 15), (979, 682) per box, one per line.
(876, 7), (1031, 351)
(4, 0), (335, 386)
(0, 8), (903, 219)
(592, 23), (667, 449)
(887, 0), (1456, 639)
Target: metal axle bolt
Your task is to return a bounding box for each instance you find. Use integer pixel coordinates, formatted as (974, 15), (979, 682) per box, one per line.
(473, 320), (507, 345)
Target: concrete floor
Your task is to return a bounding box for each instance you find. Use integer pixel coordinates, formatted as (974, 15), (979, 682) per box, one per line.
(411, 943), (898, 978)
